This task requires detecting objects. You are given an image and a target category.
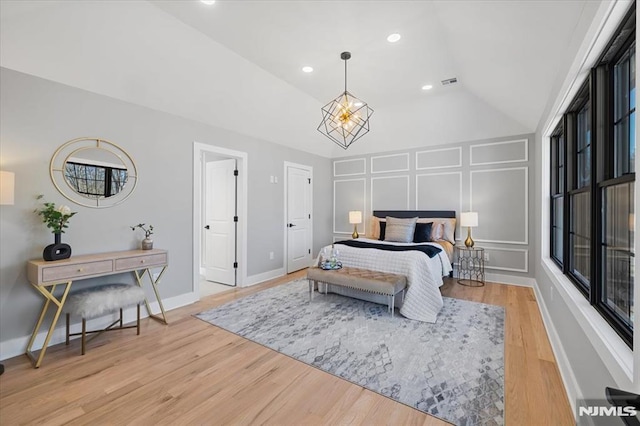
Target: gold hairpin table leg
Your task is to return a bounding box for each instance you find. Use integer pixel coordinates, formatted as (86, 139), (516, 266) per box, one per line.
(134, 266), (168, 325)
(25, 281), (72, 368)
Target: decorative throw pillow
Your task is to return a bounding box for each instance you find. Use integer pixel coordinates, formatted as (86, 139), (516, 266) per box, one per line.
(437, 218), (456, 244)
(384, 216), (418, 243)
(430, 221), (445, 241)
(379, 221), (386, 240)
(413, 222), (433, 243)
(370, 216), (382, 239)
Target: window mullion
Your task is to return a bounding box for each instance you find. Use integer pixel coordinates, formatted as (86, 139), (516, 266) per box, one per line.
(562, 115), (571, 272)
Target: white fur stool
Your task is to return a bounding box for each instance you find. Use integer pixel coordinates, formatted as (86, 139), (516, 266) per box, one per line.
(65, 283), (146, 355)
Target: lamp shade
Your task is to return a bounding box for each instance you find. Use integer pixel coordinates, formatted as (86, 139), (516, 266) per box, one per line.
(460, 212), (478, 227)
(349, 210), (362, 224)
(0, 171), (15, 205)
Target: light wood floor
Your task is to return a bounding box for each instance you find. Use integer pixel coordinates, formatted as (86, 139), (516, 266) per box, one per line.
(0, 271), (573, 425)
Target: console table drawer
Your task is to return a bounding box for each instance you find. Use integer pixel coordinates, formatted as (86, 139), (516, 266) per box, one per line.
(42, 260), (113, 282)
(115, 253), (167, 271)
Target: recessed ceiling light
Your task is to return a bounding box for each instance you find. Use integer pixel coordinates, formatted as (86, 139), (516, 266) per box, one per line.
(422, 84), (433, 91)
(354, 102), (363, 107)
(387, 33), (402, 43)
(302, 66), (314, 73)
(201, 0), (216, 5)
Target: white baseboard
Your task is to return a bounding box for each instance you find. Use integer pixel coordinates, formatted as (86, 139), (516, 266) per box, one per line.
(243, 268), (285, 287)
(0, 291), (198, 362)
(485, 272), (535, 287)
(532, 282), (581, 419)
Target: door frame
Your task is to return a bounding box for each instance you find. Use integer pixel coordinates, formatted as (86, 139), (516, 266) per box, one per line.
(283, 161), (313, 273)
(193, 142), (248, 296)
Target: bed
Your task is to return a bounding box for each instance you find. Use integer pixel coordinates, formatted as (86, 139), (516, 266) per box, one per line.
(319, 210), (455, 323)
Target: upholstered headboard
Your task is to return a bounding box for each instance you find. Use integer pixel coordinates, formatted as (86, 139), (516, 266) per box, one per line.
(372, 210), (456, 220)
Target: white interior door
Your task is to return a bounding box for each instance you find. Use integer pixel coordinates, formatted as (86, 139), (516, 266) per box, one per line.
(286, 165), (312, 273)
(205, 158), (236, 285)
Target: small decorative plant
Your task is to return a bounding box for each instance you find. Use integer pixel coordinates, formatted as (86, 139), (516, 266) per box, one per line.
(35, 195), (77, 234)
(131, 223), (154, 238)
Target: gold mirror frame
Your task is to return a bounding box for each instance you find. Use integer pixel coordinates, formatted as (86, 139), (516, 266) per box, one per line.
(50, 137), (138, 208)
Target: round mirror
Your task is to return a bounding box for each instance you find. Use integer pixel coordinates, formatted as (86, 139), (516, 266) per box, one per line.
(50, 138), (138, 208)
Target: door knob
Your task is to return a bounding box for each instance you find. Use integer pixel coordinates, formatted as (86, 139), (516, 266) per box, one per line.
(287, 223), (296, 227)
(204, 225), (210, 230)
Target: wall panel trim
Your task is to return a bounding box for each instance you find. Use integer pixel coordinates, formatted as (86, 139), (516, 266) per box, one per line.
(470, 166), (529, 245)
(371, 175), (410, 212)
(416, 146), (462, 170)
(333, 178), (366, 234)
(482, 246), (529, 273)
(333, 158), (366, 177)
(470, 138), (528, 166)
(371, 153), (410, 174)
(415, 171), (462, 225)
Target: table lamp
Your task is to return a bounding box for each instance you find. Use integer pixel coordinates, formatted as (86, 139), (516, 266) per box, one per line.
(349, 210), (362, 239)
(460, 212), (478, 248)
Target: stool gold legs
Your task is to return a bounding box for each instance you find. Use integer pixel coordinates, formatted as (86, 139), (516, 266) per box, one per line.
(65, 303), (143, 355)
(134, 266), (168, 325)
(26, 282), (72, 368)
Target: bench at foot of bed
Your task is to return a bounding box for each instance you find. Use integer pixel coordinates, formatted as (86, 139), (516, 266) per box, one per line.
(306, 266), (407, 316)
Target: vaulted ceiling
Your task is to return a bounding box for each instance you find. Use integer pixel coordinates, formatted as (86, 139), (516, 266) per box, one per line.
(1, 1), (601, 158)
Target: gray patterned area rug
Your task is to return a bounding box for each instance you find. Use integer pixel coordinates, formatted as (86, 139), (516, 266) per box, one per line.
(196, 278), (505, 425)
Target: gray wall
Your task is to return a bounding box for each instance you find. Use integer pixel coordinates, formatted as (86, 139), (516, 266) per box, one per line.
(0, 68), (332, 355)
(332, 134), (535, 281)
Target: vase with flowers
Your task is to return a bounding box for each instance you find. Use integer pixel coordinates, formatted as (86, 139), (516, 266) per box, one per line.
(131, 223), (154, 250)
(35, 195), (77, 261)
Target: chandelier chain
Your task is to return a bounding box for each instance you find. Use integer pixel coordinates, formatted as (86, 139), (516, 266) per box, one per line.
(344, 58), (348, 93)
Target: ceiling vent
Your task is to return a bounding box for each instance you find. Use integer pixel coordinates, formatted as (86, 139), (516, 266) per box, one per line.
(441, 77), (458, 86)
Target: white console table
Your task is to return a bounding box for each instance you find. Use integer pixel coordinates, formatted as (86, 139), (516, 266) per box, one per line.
(25, 249), (169, 368)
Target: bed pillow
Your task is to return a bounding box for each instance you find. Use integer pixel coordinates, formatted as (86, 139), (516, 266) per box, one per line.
(379, 221), (387, 241)
(413, 222), (433, 243)
(370, 216), (382, 239)
(430, 221), (444, 241)
(437, 218), (456, 244)
(384, 216), (418, 243)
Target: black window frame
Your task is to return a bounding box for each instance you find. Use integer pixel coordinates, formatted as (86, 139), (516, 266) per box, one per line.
(549, 3), (635, 347)
(550, 121), (566, 267)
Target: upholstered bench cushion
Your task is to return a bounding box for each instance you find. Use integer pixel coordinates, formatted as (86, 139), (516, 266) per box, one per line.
(65, 284), (145, 318)
(307, 266), (407, 295)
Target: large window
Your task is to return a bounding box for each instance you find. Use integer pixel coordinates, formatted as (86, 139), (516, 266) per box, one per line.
(549, 5), (635, 346)
(569, 98), (592, 291)
(601, 40), (636, 331)
(550, 124), (565, 265)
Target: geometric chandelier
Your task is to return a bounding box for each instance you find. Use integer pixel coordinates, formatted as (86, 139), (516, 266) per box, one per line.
(317, 52), (374, 149)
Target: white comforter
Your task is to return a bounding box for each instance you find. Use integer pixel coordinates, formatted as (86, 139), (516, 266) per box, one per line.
(319, 238), (452, 322)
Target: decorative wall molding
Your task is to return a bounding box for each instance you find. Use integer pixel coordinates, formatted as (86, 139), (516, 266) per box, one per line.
(482, 246), (529, 273)
(333, 157), (366, 177)
(470, 138), (528, 166)
(371, 153), (410, 174)
(470, 167), (528, 245)
(333, 178), (366, 234)
(416, 147), (462, 170)
(415, 172), (462, 236)
(331, 135), (534, 277)
(371, 175), (410, 212)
